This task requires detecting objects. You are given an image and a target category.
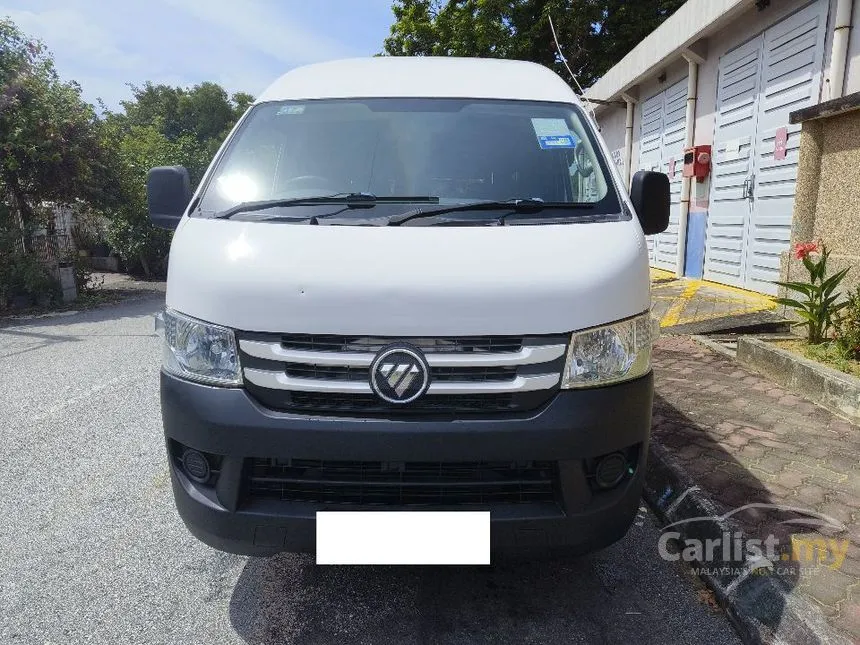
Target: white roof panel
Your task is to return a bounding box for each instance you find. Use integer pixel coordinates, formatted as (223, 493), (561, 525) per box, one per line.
(255, 57), (580, 104)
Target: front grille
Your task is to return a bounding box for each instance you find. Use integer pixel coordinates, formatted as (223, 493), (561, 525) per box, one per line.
(285, 364), (368, 381)
(248, 458), (558, 505)
(238, 332), (567, 415)
(279, 334), (524, 354)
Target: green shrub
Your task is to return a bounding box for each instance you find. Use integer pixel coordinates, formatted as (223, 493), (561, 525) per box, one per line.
(72, 255), (104, 294)
(0, 253), (60, 309)
(834, 287), (860, 360)
(775, 242), (849, 344)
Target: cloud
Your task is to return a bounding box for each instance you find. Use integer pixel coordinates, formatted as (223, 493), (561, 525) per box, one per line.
(2, 7), (144, 71)
(0, 0), (392, 109)
(162, 0), (357, 65)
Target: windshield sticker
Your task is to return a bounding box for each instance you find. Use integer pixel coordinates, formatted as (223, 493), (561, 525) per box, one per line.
(531, 118), (577, 149)
(276, 105), (305, 115)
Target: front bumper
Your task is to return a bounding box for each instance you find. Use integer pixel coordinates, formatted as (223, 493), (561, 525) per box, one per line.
(161, 371), (653, 556)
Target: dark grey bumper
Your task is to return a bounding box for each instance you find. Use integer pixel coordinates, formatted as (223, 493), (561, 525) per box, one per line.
(161, 370), (653, 556)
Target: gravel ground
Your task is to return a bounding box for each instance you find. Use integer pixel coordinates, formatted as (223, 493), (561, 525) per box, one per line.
(0, 296), (741, 645)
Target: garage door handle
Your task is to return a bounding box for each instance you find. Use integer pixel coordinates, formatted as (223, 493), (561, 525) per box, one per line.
(743, 176), (754, 201)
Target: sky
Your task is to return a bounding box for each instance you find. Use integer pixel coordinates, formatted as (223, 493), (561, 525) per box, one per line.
(1, 0), (396, 110)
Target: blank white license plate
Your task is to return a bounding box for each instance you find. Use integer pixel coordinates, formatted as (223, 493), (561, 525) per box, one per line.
(315, 511), (491, 565)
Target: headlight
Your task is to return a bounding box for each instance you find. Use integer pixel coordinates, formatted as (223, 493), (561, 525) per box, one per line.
(561, 313), (653, 389)
(159, 309), (241, 386)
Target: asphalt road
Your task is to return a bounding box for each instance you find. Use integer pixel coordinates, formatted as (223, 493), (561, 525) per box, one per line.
(0, 296), (741, 645)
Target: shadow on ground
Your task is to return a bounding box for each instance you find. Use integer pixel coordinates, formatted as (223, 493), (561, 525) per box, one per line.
(649, 338), (852, 642)
(652, 395), (807, 632)
(0, 291), (163, 331)
(226, 508), (742, 644)
(227, 546), (731, 645)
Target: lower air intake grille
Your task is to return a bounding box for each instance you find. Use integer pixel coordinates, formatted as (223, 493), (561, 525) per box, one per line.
(248, 458), (558, 505)
(280, 391), (515, 413)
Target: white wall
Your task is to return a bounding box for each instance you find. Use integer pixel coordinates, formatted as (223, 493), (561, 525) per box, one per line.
(595, 104), (627, 178)
(841, 0), (860, 95)
(699, 0), (831, 137)
(597, 0), (830, 181)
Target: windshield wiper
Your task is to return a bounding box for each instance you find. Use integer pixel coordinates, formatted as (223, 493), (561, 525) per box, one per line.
(213, 193), (439, 220)
(385, 198), (594, 226)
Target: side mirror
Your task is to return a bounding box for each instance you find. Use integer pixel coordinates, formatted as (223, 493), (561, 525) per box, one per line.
(147, 166), (191, 231)
(630, 170), (670, 235)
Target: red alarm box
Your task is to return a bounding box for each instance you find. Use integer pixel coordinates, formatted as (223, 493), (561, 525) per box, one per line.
(682, 145), (711, 180)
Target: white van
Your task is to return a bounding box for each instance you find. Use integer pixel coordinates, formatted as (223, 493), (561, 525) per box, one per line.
(148, 57), (669, 557)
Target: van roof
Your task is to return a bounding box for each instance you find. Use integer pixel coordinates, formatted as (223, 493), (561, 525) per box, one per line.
(255, 57), (579, 105)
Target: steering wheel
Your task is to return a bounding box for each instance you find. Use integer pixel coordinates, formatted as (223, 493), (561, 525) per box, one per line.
(574, 145), (595, 178)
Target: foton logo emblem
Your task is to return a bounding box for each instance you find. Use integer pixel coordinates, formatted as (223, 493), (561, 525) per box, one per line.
(370, 346), (430, 404)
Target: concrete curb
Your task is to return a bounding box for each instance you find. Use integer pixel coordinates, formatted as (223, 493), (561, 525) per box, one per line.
(644, 440), (849, 645)
(660, 312), (790, 337)
(691, 334), (737, 359)
(737, 336), (860, 424)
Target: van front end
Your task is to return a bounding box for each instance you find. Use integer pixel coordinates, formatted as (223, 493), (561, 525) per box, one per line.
(161, 363), (652, 557)
(148, 57), (670, 558)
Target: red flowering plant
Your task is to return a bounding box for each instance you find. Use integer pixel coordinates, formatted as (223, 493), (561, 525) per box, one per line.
(775, 242), (850, 344)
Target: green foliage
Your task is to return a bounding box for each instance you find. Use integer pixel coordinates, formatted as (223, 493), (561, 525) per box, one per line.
(114, 82), (253, 161)
(0, 253), (60, 308)
(834, 287), (860, 360)
(98, 81), (251, 277)
(0, 16), (253, 287)
(100, 121), (209, 278)
(775, 244), (849, 344)
(73, 254), (103, 295)
(0, 19), (120, 230)
(802, 341), (860, 378)
(0, 201), (59, 309)
(383, 0), (687, 88)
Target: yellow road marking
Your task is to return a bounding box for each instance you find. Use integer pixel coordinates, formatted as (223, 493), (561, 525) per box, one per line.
(650, 269), (776, 327)
(649, 268), (676, 280)
(661, 280), (702, 327)
(698, 279), (776, 309)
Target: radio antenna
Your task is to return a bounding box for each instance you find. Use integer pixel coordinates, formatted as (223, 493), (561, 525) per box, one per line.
(548, 14), (596, 120)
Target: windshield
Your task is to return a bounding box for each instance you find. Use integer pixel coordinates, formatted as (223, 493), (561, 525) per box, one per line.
(196, 98), (622, 220)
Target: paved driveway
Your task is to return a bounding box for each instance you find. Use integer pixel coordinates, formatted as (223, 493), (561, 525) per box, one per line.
(650, 268), (777, 331)
(0, 297), (740, 644)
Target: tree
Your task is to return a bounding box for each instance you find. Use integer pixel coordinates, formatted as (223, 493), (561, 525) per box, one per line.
(101, 121), (208, 278)
(586, 0), (689, 81)
(383, 0), (686, 89)
(117, 81), (252, 160)
(0, 19), (119, 246)
(232, 91), (255, 115)
(1, 17), (253, 280)
(102, 81), (252, 278)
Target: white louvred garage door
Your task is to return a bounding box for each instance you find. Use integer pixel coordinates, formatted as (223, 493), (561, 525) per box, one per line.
(638, 78), (688, 271)
(705, 1), (827, 294)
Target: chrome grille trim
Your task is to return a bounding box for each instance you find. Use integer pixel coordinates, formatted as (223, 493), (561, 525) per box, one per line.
(239, 340), (565, 368)
(427, 345), (565, 366)
(241, 342), (374, 367)
(244, 368), (560, 394)
(428, 374), (560, 394)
